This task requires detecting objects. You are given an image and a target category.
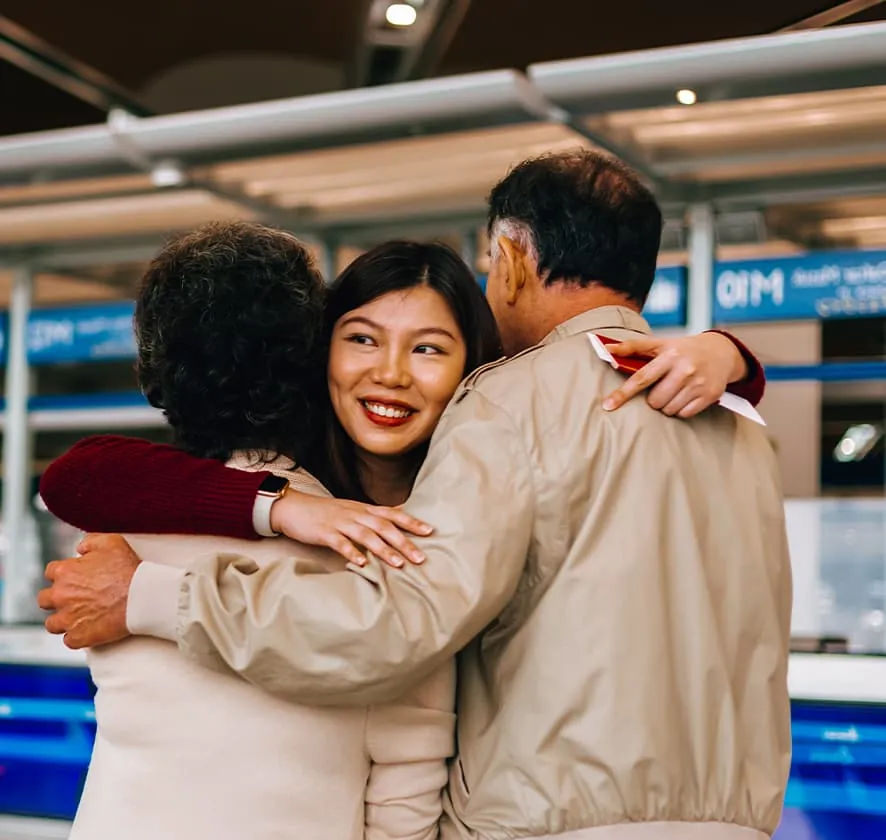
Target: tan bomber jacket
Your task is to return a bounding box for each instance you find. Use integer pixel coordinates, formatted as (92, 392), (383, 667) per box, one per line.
(129, 305), (793, 840)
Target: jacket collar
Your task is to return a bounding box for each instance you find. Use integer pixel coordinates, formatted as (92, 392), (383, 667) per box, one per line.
(541, 306), (651, 346)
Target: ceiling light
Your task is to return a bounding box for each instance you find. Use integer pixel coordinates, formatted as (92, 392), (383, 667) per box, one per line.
(385, 3), (418, 26)
(676, 89), (697, 106)
(150, 160), (186, 188)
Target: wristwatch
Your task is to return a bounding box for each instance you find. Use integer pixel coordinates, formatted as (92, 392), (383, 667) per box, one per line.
(257, 474), (290, 500)
(254, 474), (290, 537)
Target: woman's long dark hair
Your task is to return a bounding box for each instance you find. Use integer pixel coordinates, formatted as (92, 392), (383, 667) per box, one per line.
(315, 240), (502, 502)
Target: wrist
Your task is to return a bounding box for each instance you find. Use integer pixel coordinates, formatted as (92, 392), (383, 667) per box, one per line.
(269, 493), (298, 537)
(268, 496), (285, 536)
(707, 330), (748, 383)
(254, 474), (290, 537)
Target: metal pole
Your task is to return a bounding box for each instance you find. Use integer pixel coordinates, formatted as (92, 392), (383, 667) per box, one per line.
(316, 237), (337, 284)
(1, 265), (37, 624)
(460, 228), (479, 274)
(687, 203), (716, 334)
(0, 15), (150, 116)
(779, 0), (886, 31)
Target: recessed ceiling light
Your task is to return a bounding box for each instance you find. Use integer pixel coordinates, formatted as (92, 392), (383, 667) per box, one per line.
(676, 89), (698, 106)
(386, 3), (418, 26)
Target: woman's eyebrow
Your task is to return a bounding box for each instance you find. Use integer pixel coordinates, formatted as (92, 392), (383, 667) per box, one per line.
(338, 316), (456, 342)
(337, 315), (381, 330)
(412, 326), (457, 341)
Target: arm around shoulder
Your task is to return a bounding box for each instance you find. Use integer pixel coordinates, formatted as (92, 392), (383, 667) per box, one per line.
(39, 434), (268, 540)
(174, 389), (536, 705)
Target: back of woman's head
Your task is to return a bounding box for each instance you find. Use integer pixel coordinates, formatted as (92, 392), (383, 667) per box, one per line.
(327, 240), (502, 374)
(135, 221), (328, 462)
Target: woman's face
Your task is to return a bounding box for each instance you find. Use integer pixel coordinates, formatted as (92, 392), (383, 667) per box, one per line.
(328, 286), (468, 459)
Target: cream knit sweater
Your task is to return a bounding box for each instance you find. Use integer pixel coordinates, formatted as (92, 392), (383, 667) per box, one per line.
(70, 454), (455, 840)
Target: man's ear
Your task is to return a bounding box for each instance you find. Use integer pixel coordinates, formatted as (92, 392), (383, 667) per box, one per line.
(497, 236), (529, 305)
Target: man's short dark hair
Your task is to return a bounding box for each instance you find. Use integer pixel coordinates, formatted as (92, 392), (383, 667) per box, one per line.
(487, 150), (663, 305)
(135, 221), (327, 462)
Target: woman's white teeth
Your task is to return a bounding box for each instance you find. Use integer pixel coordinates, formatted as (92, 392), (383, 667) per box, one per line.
(365, 402), (411, 419)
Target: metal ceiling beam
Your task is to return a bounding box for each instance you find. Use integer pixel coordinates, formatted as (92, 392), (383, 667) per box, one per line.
(7, 166), (886, 262)
(780, 0), (886, 31)
(528, 21), (886, 114)
(397, 0), (474, 82)
(0, 15), (150, 116)
(695, 165), (886, 208)
(0, 238), (168, 271)
(0, 70), (538, 179)
(346, 0), (377, 88)
(101, 109), (316, 229)
(652, 139), (886, 178)
(350, 0), (473, 87)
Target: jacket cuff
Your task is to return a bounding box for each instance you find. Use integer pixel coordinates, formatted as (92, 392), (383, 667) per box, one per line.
(126, 561), (187, 641)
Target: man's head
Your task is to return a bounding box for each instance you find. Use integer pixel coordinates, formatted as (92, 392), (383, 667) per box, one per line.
(135, 221), (327, 462)
(486, 150), (663, 355)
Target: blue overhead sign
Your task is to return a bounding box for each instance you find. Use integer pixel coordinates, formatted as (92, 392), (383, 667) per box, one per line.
(26, 302), (137, 365)
(644, 266), (687, 328)
(714, 250), (886, 324)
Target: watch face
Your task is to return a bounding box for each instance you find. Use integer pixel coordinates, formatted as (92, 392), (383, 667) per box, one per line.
(258, 474), (289, 496)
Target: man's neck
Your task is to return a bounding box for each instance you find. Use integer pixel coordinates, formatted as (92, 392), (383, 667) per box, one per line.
(525, 284), (639, 347)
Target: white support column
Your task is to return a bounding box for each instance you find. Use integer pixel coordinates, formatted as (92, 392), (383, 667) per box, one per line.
(686, 203), (716, 334)
(1, 265), (37, 624)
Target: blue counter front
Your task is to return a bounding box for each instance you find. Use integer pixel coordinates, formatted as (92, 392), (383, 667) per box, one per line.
(775, 698), (886, 839)
(0, 646), (93, 824)
(0, 633), (885, 838)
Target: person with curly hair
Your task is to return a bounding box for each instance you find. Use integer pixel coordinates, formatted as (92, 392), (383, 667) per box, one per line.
(64, 222), (457, 840)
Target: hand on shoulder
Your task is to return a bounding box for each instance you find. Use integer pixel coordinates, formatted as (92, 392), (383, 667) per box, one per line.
(270, 492), (434, 569)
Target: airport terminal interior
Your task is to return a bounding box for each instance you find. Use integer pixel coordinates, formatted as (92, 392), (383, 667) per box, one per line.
(0, 1), (884, 838)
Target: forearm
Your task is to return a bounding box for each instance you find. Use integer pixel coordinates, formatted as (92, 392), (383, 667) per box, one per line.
(40, 435), (267, 540)
(174, 543), (513, 705)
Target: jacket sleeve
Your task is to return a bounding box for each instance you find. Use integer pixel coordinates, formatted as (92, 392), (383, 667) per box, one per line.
(167, 389), (535, 705)
(39, 435), (267, 541)
(713, 331), (766, 407)
(364, 662), (455, 840)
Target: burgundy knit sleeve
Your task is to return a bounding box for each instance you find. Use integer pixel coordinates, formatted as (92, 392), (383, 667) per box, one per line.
(39, 435), (267, 541)
(711, 330), (766, 407)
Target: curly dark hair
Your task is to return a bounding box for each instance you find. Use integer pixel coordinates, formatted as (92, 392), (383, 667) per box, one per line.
(135, 221), (328, 462)
(487, 150), (663, 305)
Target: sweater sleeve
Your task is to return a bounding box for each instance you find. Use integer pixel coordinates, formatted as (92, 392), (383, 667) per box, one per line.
(39, 435), (267, 541)
(714, 330), (766, 407)
(364, 662), (455, 840)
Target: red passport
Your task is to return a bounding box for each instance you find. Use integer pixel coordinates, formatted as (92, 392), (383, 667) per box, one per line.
(593, 334), (651, 375)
